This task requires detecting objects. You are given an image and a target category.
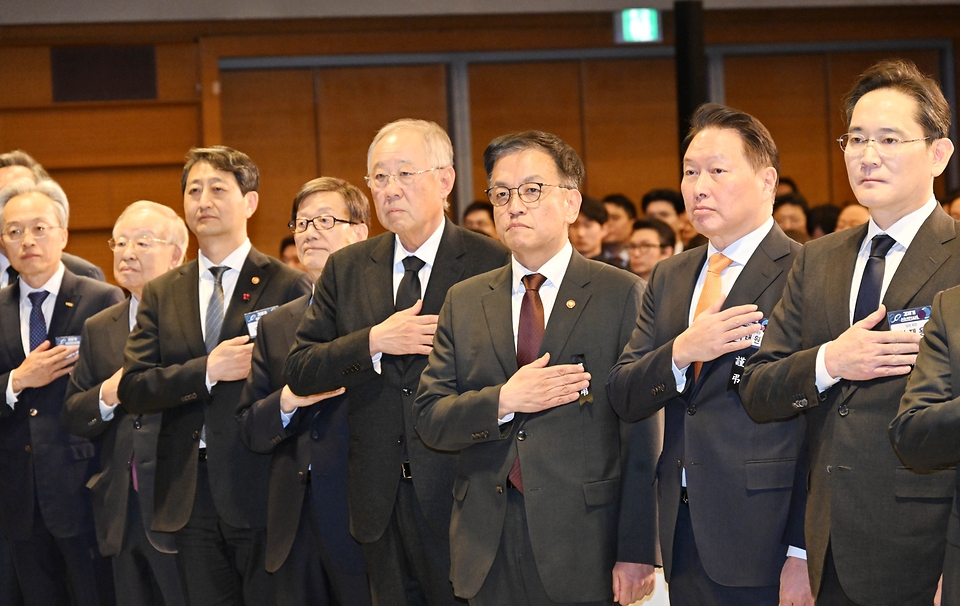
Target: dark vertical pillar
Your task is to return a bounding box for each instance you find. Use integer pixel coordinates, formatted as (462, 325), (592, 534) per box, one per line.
(674, 1), (708, 155)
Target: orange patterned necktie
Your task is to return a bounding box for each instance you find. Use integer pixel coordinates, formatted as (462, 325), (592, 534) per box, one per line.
(693, 253), (733, 380)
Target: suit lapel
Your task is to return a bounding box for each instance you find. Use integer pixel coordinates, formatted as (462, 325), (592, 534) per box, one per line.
(0, 285), (24, 366)
(108, 299), (132, 351)
(48, 270), (81, 339)
(172, 261), (206, 359)
(222, 248), (272, 340)
(539, 251), (591, 361)
(422, 220), (465, 315)
(365, 233), (397, 323)
(826, 225), (866, 339)
(481, 266), (517, 377)
(723, 225), (792, 310)
(882, 208), (957, 317)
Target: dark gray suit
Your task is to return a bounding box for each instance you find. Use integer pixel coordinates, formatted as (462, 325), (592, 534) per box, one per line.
(414, 251), (659, 603)
(62, 298), (185, 606)
(0, 271), (123, 605)
(741, 208), (960, 605)
(890, 285), (960, 606)
(607, 224), (807, 595)
(285, 219), (509, 605)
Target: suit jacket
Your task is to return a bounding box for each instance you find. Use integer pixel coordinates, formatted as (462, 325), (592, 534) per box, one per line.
(607, 223), (806, 588)
(741, 208), (960, 605)
(62, 298), (176, 557)
(890, 286), (960, 600)
(236, 294), (366, 575)
(0, 271), (123, 540)
(63, 252), (106, 282)
(414, 251), (660, 602)
(118, 247), (312, 532)
(285, 220), (510, 543)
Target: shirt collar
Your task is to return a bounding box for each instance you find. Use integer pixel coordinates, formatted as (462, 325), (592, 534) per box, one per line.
(393, 217), (445, 269)
(511, 241), (573, 295)
(706, 216), (774, 267)
(860, 196), (937, 254)
(19, 262), (66, 304)
(198, 239), (252, 276)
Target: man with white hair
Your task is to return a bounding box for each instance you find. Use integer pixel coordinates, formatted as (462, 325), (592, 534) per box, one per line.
(285, 119), (509, 605)
(0, 178), (123, 605)
(63, 200), (190, 606)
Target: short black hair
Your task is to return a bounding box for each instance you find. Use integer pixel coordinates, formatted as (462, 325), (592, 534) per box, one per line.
(280, 235), (296, 255)
(483, 131), (584, 188)
(806, 204), (840, 236)
(778, 177), (798, 193)
(463, 200), (495, 222)
(633, 217), (677, 248)
(773, 192), (809, 213)
(601, 193), (637, 219)
(578, 195), (608, 224)
(640, 188), (684, 215)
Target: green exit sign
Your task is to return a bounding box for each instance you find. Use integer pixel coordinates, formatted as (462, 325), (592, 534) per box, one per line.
(615, 9), (662, 44)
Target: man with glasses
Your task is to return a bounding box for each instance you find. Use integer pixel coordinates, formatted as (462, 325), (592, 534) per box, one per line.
(741, 59), (959, 606)
(118, 147), (311, 605)
(0, 179), (123, 605)
(626, 217), (676, 281)
(285, 119), (508, 606)
(237, 177), (372, 606)
(608, 103), (810, 606)
(62, 201), (189, 606)
(414, 130), (660, 606)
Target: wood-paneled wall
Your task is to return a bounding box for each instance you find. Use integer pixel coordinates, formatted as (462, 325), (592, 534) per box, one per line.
(0, 7), (958, 280)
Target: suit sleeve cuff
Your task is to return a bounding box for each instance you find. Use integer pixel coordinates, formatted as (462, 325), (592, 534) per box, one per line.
(815, 343), (840, 393)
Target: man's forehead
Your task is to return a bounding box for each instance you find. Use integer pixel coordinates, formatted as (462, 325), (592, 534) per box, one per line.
(370, 130), (428, 165)
(850, 88), (922, 130)
(3, 191), (57, 219)
(187, 162), (237, 184)
(492, 149), (559, 181)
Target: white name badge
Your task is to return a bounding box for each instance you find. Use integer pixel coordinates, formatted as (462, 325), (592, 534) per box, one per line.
(244, 306), (278, 339)
(888, 306), (932, 337)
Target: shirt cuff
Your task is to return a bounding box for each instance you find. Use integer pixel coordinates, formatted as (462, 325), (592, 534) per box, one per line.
(815, 343), (841, 393)
(6, 373), (18, 408)
(372, 352), (382, 375)
(98, 384), (117, 422)
(498, 412), (515, 425)
(786, 546), (807, 560)
(280, 409), (295, 428)
(672, 359), (689, 394)
(205, 372), (217, 393)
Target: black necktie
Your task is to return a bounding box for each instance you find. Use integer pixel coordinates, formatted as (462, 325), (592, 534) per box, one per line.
(853, 234), (896, 323)
(396, 256), (425, 311)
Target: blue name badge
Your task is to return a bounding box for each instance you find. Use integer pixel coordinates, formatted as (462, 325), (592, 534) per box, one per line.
(887, 306), (932, 337)
(244, 306), (278, 339)
(56, 335), (81, 358)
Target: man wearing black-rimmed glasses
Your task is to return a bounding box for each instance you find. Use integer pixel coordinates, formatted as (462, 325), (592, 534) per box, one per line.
(285, 119), (508, 606)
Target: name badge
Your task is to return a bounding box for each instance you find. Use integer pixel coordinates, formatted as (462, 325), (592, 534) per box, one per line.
(728, 319), (767, 392)
(888, 306), (931, 337)
(56, 335), (81, 358)
(244, 306), (278, 339)
(571, 354), (592, 406)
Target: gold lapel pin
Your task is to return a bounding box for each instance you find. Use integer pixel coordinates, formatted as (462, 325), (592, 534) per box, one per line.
(566, 299), (576, 309)
(251, 276), (260, 285)
(65, 301), (74, 307)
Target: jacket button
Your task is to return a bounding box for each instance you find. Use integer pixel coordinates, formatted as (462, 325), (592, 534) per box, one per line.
(398, 436), (405, 444)
(827, 465), (832, 474)
(134, 421), (142, 430)
(677, 460), (682, 468)
(29, 408), (38, 417)
(687, 405), (697, 416)
(192, 430), (200, 440)
(24, 445), (31, 453)
(496, 485), (503, 494)
(517, 430), (526, 441)
(402, 388), (413, 396)
(838, 404), (849, 417)
(311, 430), (320, 440)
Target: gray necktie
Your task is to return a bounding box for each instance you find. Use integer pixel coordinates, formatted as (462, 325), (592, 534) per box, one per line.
(205, 266), (227, 354)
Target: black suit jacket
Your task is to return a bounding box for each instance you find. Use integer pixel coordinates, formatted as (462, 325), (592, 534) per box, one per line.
(414, 251), (660, 602)
(62, 298), (176, 556)
(236, 294), (366, 575)
(118, 247), (311, 532)
(741, 208), (960, 604)
(0, 271), (122, 540)
(285, 220), (510, 543)
(890, 286), (960, 601)
(607, 224), (806, 588)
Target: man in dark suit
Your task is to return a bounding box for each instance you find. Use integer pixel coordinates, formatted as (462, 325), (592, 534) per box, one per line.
(414, 130), (660, 606)
(285, 119), (509, 606)
(62, 200), (190, 606)
(607, 104), (811, 606)
(118, 146), (312, 605)
(0, 179), (123, 605)
(890, 285), (960, 606)
(741, 59), (959, 606)
(0, 151), (106, 285)
(237, 176), (372, 606)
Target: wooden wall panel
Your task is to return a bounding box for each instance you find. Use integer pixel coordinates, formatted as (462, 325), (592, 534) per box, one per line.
(469, 61), (582, 200)
(724, 54), (833, 206)
(316, 64), (448, 236)
(220, 69), (319, 255)
(0, 103), (201, 169)
(0, 47), (51, 108)
(825, 50), (942, 207)
(581, 57), (678, 204)
(156, 42), (200, 101)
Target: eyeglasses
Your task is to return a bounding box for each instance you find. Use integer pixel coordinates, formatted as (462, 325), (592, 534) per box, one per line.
(108, 236), (172, 252)
(837, 133), (930, 157)
(288, 215), (360, 233)
(364, 167), (443, 190)
(626, 243), (667, 253)
(485, 183), (572, 208)
(2, 224), (62, 242)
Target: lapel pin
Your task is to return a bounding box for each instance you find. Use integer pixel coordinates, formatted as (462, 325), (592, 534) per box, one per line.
(566, 299), (576, 309)
(65, 301), (74, 307)
(242, 293), (250, 301)
(251, 276), (260, 285)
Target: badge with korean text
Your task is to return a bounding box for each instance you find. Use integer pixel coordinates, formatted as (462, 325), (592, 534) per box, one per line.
(244, 306), (278, 340)
(887, 306), (932, 337)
